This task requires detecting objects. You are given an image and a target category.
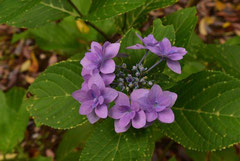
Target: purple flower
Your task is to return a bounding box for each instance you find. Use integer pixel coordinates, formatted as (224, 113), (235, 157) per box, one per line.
(138, 84), (177, 123)
(80, 41), (120, 85)
(72, 73), (118, 124)
(109, 90), (148, 133)
(127, 34), (158, 50)
(149, 38), (187, 74)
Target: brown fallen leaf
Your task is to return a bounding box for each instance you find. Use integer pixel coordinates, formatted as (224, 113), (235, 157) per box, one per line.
(25, 75), (35, 84)
(29, 52), (39, 73)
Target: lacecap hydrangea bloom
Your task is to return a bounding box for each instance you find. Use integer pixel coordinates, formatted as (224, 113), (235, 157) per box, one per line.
(73, 34), (187, 133)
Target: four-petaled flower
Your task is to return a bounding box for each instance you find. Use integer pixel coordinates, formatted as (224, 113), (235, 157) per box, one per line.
(127, 34), (158, 50)
(137, 84), (177, 123)
(149, 38), (187, 74)
(72, 73), (118, 124)
(109, 91), (147, 133)
(81, 41), (120, 85)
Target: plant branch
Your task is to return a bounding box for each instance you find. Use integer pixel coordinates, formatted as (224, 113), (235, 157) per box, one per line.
(67, 0), (110, 40)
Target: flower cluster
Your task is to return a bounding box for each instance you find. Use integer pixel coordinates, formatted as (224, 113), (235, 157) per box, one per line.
(73, 34), (187, 133)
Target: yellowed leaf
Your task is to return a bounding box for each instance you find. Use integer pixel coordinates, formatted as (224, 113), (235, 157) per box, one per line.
(20, 60), (31, 72)
(199, 17), (215, 36)
(76, 19), (90, 33)
(223, 22), (231, 28)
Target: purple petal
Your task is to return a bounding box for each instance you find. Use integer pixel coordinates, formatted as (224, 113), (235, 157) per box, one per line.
(162, 91), (177, 108)
(171, 47), (187, 56)
(100, 59), (115, 74)
(146, 111), (158, 122)
(81, 82), (89, 91)
(88, 73), (105, 90)
(167, 59), (181, 74)
(90, 84), (100, 97)
(115, 92), (130, 107)
(148, 46), (161, 55)
(148, 84), (162, 103)
(131, 89), (149, 102)
(143, 34), (157, 46)
(104, 43), (120, 59)
(109, 105), (128, 119)
(80, 56), (97, 70)
(157, 94), (172, 108)
(158, 108), (175, 123)
(90, 41), (102, 53)
(72, 89), (90, 103)
(79, 100), (94, 115)
(95, 104), (108, 118)
(159, 38), (172, 54)
(119, 112), (135, 128)
(167, 53), (183, 61)
(126, 44), (146, 50)
(132, 110), (146, 129)
(136, 33), (144, 41)
(102, 87), (118, 103)
(114, 120), (131, 133)
(87, 112), (100, 124)
(101, 73), (115, 85)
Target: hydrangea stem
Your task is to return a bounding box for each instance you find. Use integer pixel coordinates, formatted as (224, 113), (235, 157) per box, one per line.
(146, 59), (162, 73)
(67, 0), (110, 40)
(138, 50), (149, 65)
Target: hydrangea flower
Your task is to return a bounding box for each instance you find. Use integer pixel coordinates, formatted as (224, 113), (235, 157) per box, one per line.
(81, 41), (120, 85)
(149, 38), (187, 74)
(109, 90), (147, 133)
(73, 36), (185, 133)
(72, 73), (118, 124)
(127, 34), (158, 50)
(137, 84), (177, 123)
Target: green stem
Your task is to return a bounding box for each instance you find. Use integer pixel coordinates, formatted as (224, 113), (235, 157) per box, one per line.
(67, 0), (110, 40)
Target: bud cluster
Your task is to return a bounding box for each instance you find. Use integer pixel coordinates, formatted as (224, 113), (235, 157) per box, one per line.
(113, 63), (154, 93)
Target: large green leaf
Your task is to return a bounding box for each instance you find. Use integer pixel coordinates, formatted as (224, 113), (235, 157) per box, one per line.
(199, 44), (240, 79)
(0, 87), (29, 153)
(125, 0), (177, 30)
(84, 0), (146, 21)
(56, 122), (93, 161)
(152, 19), (175, 43)
(80, 119), (154, 161)
(163, 7), (198, 48)
(159, 71), (240, 151)
(118, 28), (145, 67)
(25, 60), (86, 129)
(0, 0), (77, 28)
(186, 148), (239, 161)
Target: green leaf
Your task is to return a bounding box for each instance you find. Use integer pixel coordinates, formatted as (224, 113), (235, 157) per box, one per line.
(225, 36), (240, 46)
(0, 0), (77, 28)
(118, 29), (145, 67)
(200, 44), (240, 79)
(159, 71), (240, 151)
(30, 156), (52, 161)
(80, 119), (154, 161)
(152, 19), (175, 43)
(115, 0), (177, 32)
(25, 60), (86, 129)
(186, 147), (240, 161)
(84, 0), (146, 21)
(0, 87), (29, 153)
(72, 0), (92, 15)
(56, 122), (93, 161)
(163, 7), (198, 47)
